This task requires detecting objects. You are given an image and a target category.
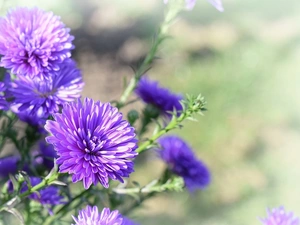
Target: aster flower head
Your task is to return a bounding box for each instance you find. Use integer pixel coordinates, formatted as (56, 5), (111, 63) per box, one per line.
(72, 206), (123, 225)
(158, 135), (211, 192)
(0, 156), (19, 177)
(135, 77), (183, 116)
(164, 0), (223, 11)
(8, 59), (84, 120)
(261, 206), (300, 225)
(45, 98), (138, 189)
(0, 7), (74, 77)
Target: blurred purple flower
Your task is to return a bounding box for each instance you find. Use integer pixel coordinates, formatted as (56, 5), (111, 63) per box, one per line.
(8, 176), (63, 210)
(0, 156), (19, 177)
(8, 59), (84, 119)
(0, 7), (74, 77)
(122, 217), (140, 225)
(0, 82), (8, 110)
(135, 77), (183, 116)
(45, 98), (138, 189)
(261, 206), (300, 225)
(8, 176), (64, 215)
(39, 141), (57, 169)
(184, 0), (196, 10)
(72, 206), (123, 225)
(164, 0), (223, 11)
(158, 135), (210, 192)
(13, 107), (48, 128)
(207, 0), (224, 11)
(26, 177), (63, 206)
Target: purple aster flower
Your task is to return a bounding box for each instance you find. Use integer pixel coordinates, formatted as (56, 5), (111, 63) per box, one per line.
(39, 141), (58, 169)
(72, 206), (123, 225)
(0, 7), (74, 77)
(135, 77), (183, 116)
(0, 156), (19, 177)
(158, 135), (210, 192)
(260, 206), (300, 225)
(26, 142), (57, 170)
(8, 59), (84, 119)
(45, 98), (138, 189)
(0, 82), (8, 110)
(15, 109), (48, 127)
(10, 104), (48, 130)
(164, 0), (224, 11)
(0, 155), (36, 177)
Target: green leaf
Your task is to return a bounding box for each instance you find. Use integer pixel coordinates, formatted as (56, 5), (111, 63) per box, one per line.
(3, 207), (24, 225)
(49, 180), (67, 186)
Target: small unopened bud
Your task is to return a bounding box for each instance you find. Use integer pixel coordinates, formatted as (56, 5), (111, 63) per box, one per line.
(127, 110), (139, 125)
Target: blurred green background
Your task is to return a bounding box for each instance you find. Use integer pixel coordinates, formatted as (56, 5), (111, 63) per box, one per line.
(2, 0), (300, 224)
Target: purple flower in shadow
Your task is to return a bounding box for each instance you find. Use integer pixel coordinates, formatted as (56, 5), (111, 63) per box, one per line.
(158, 135), (211, 192)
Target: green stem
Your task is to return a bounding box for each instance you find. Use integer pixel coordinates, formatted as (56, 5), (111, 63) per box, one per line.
(117, 6), (181, 109)
(123, 192), (154, 216)
(55, 189), (89, 215)
(0, 171), (61, 215)
(0, 111), (18, 152)
(136, 94), (206, 153)
(136, 111), (188, 153)
(44, 189), (90, 225)
(19, 173), (59, 199)
(113, 185), (166, 194)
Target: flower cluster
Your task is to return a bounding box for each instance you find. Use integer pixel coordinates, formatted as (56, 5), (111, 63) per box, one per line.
(0, 2), (229, 225)
(45, 98), (138, 189)
(0, 7), (83, 128)
(158, 135), (211, 192)
(72, 206), (139, 225)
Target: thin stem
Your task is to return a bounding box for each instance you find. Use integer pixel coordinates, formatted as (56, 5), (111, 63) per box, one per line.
(117, 6), (181, 109)
(25, 200), (31, 225)
(19, 174), (59, 199)
(122, 192), (154, 216)
(44, 189), (90, 225)
(55, 189), (89, 215)
(136, 94), (206, 153)
(136, 111), (186, 154)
